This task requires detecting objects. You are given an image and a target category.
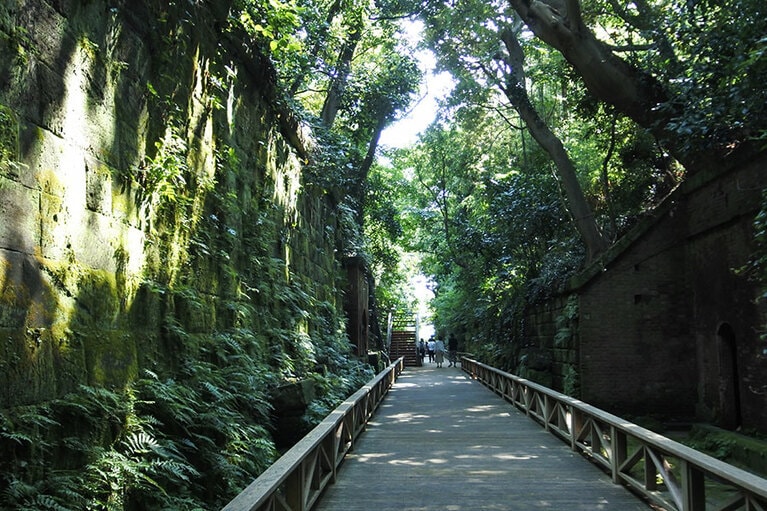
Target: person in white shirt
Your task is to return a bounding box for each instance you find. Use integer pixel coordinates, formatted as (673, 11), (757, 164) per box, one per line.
(427, 338), (436, 362)
(434, 338), (446, 368)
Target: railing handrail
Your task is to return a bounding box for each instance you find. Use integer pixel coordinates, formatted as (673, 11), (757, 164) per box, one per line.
(222, 357), (405, 511)
(462, 357), (767, 511)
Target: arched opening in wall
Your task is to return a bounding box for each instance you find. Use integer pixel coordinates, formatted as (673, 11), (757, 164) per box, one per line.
(716, 323), (742, 430)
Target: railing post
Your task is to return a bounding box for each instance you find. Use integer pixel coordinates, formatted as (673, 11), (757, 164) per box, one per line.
(323, 433), (338, 484)
(681, 461), (705, 511)
(644, 447), (657, 492)
(285, 466), (305, 511)
(569, 407), (581, 451)
(523, 386), (532, 417)
(611, 426), (627, 484)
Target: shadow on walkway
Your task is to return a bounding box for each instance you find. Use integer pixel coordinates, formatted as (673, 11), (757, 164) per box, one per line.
(314, 364), (650, 510)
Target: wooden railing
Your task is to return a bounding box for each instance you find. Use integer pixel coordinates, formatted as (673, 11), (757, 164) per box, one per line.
(462, 358), (767, 511)
(223, 357), (405, 511)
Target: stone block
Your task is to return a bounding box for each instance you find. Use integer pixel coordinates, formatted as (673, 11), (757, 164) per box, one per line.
(84, 156), (113, 214)
(0, 175), (40, 254)
(272, 378), (316, 413)
(0, 250), (37, 328)
(83, 329), (137, 387)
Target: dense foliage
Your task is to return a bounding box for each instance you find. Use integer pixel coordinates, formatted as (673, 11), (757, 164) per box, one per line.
(2, 0), (765, 507)
(0, 320), (371, 510)
(1, 0), (417, 508)
(368, 0), (767, 369)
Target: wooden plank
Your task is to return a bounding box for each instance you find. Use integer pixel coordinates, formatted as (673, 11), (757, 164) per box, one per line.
(314, 366), (651, 510)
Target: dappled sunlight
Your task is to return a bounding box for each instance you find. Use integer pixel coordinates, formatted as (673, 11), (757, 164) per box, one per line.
(447, 415), (511, 423)
(444, 375), (473, 382)
(464, 404), (501, 413)
(388, 412), (431, 423)
(466, 469), (513, 476)
(394, 381), (422, 389)
(56, 41), (112, 265)
(492, 452), (537, 461)
(453, 452), (537, 461)
(314, 366), (651, 511)
(390, 457), (449, 466)
(354, 452), (394, 463)
(453, 445), (539, 461)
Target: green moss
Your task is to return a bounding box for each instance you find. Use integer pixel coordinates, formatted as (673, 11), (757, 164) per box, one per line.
(33, 261), (135, 388)
(0, 104), (18, 163)
(0, 261), (26, 323)
(83, 330), (138, 387)
(688, 424), (767, 477)
(74, 270), (120, 326)
(0, 329), (26, 401)
(42, 260), (120, 326)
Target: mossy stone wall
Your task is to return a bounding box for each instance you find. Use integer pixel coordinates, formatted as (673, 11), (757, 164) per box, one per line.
(0, 0), (348, 407)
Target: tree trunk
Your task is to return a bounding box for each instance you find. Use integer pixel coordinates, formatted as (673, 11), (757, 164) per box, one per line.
(505, 0), (698, 168)
(355, 113), (388, 225)
(601, 113), (619, 239)
(513, 89), (609, 259)
(321, 28), (362, 127)
(289, 0), (343, 96)
(500, 29), (609, 260)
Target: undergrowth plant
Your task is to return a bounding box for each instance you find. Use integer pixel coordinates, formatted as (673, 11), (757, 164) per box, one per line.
(0, 288), (373, 511)
(0, 367), (273, 510)
(0, 326), (282, 510)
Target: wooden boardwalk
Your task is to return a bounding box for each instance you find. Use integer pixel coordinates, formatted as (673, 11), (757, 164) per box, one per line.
(314, 363), (650, 510)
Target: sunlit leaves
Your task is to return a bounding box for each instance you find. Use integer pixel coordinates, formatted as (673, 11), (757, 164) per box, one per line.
(363, 154), (411, 312)
(234, 0), (304, 59)
(583, 0), (767, 151)
(650, 0), (765, 149)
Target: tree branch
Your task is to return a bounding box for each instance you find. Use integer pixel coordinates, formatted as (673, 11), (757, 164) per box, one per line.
(608, 43), (654, 52)
(564, 0), (583, 32)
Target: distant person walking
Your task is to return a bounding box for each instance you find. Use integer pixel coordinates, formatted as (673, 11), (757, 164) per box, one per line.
(448, 337), (458, 367)
(427, 338), (436, 363)
(434, 338), (446, 368)
(418, 339), (426, 365)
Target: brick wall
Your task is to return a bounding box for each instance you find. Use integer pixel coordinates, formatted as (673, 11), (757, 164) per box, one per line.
(525, 156), (767, 432)
(578, 208), (695, 418)
(683, 159), (767, 430)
